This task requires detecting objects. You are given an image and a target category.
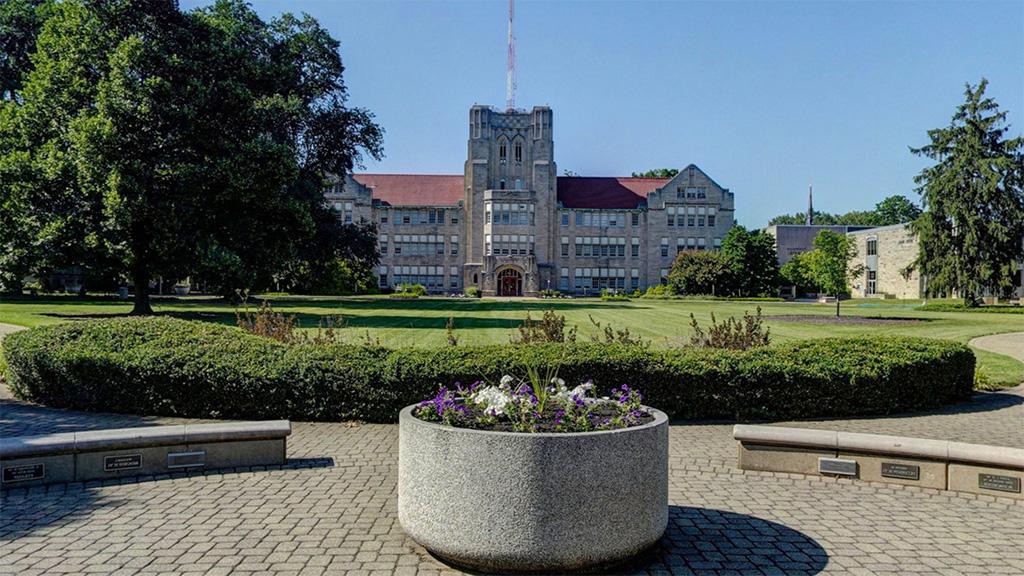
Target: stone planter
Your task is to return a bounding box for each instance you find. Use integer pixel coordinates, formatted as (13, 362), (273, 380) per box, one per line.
(398, 405), (669, 573)
(173, 284), (190, 296)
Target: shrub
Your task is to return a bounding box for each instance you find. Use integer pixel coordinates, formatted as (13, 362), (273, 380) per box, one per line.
(599, 289), (629, 301)
(687, 307), (771, 350)
(537, 288), (562, 298)
(511, 310), (577, 344)
(464, 286), (481, 298)
(396, 283), (427, 296)
(917, 302), (1024, 314)
(643, 284), (674, 298)
(3, 317), (975, 423)
(389, 292), (420, 299)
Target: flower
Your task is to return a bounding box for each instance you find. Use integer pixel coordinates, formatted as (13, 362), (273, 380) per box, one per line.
(500, 375), (514, 388)
(472, 386), (511, 416)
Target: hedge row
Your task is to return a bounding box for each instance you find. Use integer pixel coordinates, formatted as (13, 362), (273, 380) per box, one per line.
(917, 302), (1024, 314)
(2, 317), (975, 423)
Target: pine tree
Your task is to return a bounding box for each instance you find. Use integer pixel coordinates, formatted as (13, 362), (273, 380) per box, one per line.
(910, 79), (1024, 305)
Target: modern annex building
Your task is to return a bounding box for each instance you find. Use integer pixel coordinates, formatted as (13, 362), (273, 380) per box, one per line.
(326, 105), (736, 296)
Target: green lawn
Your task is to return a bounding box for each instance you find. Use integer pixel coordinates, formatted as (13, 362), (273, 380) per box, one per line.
(2, 294), (1022, 386)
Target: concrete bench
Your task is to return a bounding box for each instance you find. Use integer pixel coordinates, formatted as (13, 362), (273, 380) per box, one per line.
(1, 421), (291, 489)
(734, 424), (1024, 500)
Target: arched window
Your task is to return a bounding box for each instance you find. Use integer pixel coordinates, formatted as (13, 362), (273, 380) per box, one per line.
(499, 179), (506, 190)
(514, 143), (523, 163)
(514, 178), (522, 190)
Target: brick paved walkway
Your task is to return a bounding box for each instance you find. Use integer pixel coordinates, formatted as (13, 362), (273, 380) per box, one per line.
(3, 383), (1023, 575)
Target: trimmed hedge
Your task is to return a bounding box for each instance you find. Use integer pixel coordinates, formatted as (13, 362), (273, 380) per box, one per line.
(917, 302), (1024, 314)
(3, 317), (975, 422)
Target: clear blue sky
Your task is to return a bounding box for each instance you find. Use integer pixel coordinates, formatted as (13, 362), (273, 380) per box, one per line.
(183, 0), (1023, 227)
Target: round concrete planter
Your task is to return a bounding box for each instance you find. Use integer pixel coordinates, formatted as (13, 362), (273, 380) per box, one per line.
(398, 405), (669, 573)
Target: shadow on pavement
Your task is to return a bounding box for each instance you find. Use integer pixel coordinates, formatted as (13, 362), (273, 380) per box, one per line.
(622, 505), (829, 575)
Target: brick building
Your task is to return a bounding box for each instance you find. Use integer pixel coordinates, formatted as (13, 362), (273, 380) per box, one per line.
(327, 104), (736, 296)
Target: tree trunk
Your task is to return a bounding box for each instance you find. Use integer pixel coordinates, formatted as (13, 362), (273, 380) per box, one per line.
(835, 295), (840, 317)
(131, 262), (153, 315)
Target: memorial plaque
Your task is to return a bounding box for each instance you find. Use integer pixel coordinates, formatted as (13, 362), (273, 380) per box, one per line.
(881, 462), (920, 481)
(104, 454), (142, 472)
(978, 473), (1021, 493)
(167, 451), (206, 469)
(818, 457), (858, 476)
(2, 463), (45, 483)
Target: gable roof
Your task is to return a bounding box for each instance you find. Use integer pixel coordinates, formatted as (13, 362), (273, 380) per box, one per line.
(353, 174), (464, 206)
(350, 173), (668, 209)
(556, 177), (667, 209)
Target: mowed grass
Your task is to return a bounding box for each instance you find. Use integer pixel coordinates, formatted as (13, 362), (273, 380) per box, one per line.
(2, 294), (1022, 386)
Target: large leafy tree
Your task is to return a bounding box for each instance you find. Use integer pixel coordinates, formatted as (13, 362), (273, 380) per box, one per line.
(0, 0), (51, 100)
(719, 226), (780, 296)
(873, 195), (921, 225)
(806, 230), (863, 316)
(910, 79), (1024, 304)
(1, 0), (383, 312)
(667, 250), (733, 296)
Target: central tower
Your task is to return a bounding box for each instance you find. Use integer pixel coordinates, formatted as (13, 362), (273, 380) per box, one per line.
(463, 105), (557, 296)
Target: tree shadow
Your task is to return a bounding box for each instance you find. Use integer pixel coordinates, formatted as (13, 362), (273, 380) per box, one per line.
(617, 506), (829, 575)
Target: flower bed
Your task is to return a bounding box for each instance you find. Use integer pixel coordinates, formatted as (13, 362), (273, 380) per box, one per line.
(414, 375), (652, 433)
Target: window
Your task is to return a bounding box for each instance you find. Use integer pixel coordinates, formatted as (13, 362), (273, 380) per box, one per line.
(450, 235), (459, 256)
(402, 213), (411, 225)
(575, 212), (584, 226)
(391, 234), (445, 256)
(378, 267), (388, 287)
(631, 268), (640, 289)
(499, 179), (506, 190)
(631, 238), (640, 258)
(631, 212), (639, 226)
(489, 203), (533, 226)
(867, 270), (877, 294)
(867, 238), (878, 256)
(450, 213), (459, 224)
(561, 213), (569, 226)
(667, 207), (675, 227)
(380, 213), (388, 224)
(514, 143), (523, 163)
(708, 215), (716, 227)
(499, 142), (507, 161)
(379, 234), (389, 255)
(559, 268), (569, 290)
(561, 237), (569, 257)
(660, 240), (669, 258)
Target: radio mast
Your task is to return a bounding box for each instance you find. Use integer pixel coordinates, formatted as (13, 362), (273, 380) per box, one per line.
(506, 0), (516, 110)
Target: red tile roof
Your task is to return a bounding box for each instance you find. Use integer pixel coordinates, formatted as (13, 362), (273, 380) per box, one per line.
(556, 176), (668, 209)
(353, 174), (464, 206)
(351, 174), (668, 209)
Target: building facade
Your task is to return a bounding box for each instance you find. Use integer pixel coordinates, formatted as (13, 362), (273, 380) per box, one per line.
(327, 105), (736, 296)
(847, 225), (926, 299)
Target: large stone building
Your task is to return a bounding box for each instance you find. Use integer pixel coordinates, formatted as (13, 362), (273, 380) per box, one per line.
(847, 225), (926, 299)
(327, 105), (736, 296)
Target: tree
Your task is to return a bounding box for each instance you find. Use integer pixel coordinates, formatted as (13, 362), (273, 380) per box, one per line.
(0, 0), (383, 313)
(719, 226), (780, 296)
(631, 168), (679, 179)
(779, 252), (819, 294)
(910, 79), (1024, 305)
(0, 0), (51, 100)
(806, 230), (863, 316)
(873, 195), (921, 225)
(767, 195), (921, 227)
(668, 250), (733, 296)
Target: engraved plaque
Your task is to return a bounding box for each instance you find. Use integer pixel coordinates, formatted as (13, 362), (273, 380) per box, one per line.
(978, 473), (1021, 493)
(104, 454), (142, 472)
(2, 463), (45, 483)
(167, 451), (206, 469)
(818, 457), (858, 476)
(881, 462), (920, 481)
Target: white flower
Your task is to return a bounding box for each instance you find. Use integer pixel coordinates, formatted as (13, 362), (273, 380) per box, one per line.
(473, 386), (511, 416)
(499, 375), (515, 388)
(551, 377), (566, 390)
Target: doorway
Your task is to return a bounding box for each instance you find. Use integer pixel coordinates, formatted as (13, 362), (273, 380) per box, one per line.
(497, 268), (523, 297)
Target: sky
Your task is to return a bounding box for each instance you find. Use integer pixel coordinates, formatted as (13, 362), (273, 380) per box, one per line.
(182, 0), (1024, 227)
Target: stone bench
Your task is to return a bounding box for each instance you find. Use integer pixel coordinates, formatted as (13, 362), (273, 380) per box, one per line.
(1, 420), (291, 489)
(734, 424), (1024, 500)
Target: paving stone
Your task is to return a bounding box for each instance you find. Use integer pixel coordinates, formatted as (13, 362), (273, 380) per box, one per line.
(3, 386), (1024, 574)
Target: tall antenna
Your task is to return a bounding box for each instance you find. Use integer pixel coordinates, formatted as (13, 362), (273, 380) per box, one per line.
(506, 0), (516, 111)
(806, 182), (814, 226)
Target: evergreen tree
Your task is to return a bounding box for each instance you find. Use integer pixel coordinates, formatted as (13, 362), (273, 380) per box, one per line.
(910, 79), (1024, 304)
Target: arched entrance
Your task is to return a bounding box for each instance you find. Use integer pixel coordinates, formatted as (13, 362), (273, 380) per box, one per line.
(497, 268), (523, 297)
